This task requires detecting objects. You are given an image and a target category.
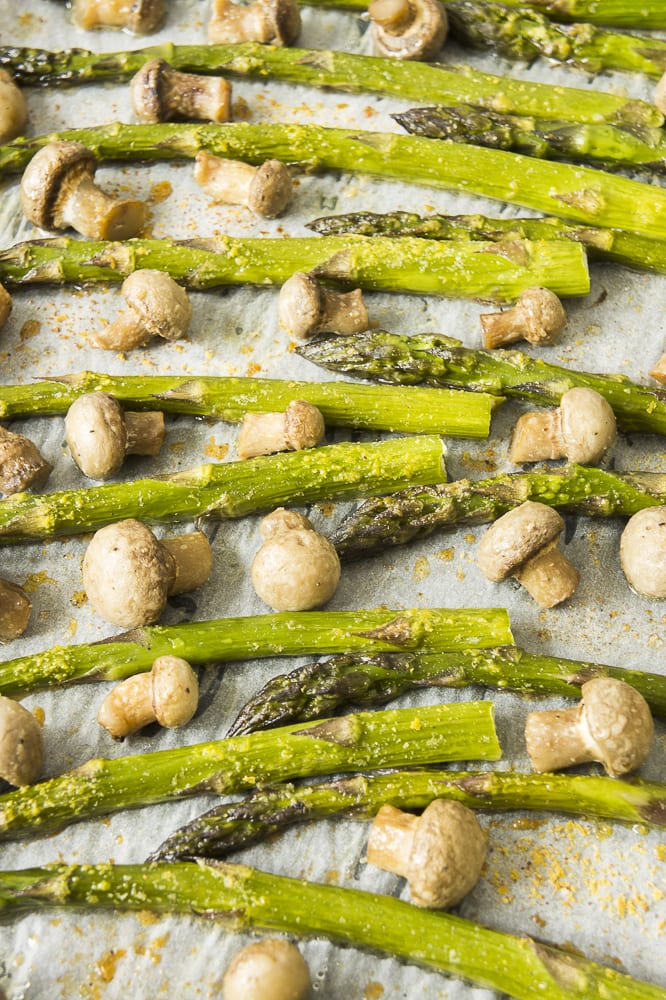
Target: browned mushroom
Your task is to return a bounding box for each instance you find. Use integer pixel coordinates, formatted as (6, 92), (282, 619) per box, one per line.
(369, 0), (448, 60)
(509, 387), (617, 465)
(649, 352), (666, 385)
(88, 270), (192, 350)
(236, 400), (325, 460)
(71, 0), (164, 33)
(20, 141), (145, 240)
(194, 151), (293, 218)
(0, 696), (43, 786)
(97, 655), (199, 738)
(477, 501), (580, 608)
(0, 283), (12, 332)
(525, 678), (654, 778)
(278, 272), (370, 341)
(0, 70), (28, 144)
(130, 59), (232, 123)
(619, 506), (666, 599)
(0, 578), (31, 642)
(82, 519), (213, 627)
(367, 799), (487, 908)
(222, 939), (311, 1000)
(479, 287), (567, 349)
(208, 0), (301, 46)
(65, 392), (165, 480)
(0, 426), (52, 495)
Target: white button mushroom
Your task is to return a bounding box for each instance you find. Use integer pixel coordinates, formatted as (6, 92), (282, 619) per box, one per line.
(278, 271), (370, 341)
(250, 509), (341, 612)
(525, 677), (654, 778)
(65, 392), (165, 480)
(88, 270), (193, 350)
(20, 141), (146, 240)
(369, 0), (448, 61)
(236, 400), (325, 460)
(0, 69), (28, 144)
(71, 0), (164, 33)
(477, 501), (580, 608)
(620, 506), (666, 599)
(222, 938), (311, 1000)
(194, 151), (293, 218)
(366, 799), (487, 909)
(0, 578), (31, 642)
(0, 425), (52, 495)
(82, 519), (213, 628)
(130, 59), (232, 123)
(208, 0), (301, 46)
(97, 655), (199, 739)
(509, 387), (617, 465)
(0, 283), (12, 331)
(479, 287), (567, 350)
(0, 695), (43, 786)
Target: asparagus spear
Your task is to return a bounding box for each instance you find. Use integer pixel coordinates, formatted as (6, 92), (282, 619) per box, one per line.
(0, 372), (499, 438)
(0, 702), (501, 840)
(0, 232), (590, 303)
(299, 333), (666, 435)
(447, 1), (666, 79)
(0, 41), (658, 126)
(226, 644), (666, 737)
(394, 105), (666, 174)
(152, 769), (666, 860)
(328, 466), (666, 560)
(0, 434), (446, 545)
(1, 861), (664, 1000)
(0, 606), (513, 697)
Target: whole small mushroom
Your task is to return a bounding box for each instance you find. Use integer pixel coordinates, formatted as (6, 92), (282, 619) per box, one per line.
(278, 272), (370, 341)
(367, 799), (487, 909)
(0, 695), (43, 786)
(236, 400), (325, 460)
(477, 501), (580, 608)
(251, 508), (341, 612)
(509, 387), (617, 465)
(208, 0), (301, 46)
(98, 655), (199, 738)
(71, 0), (165, 33)
(525, 677), (654, 778)
(222, 938), (310, 1000)
(88, 270), (192, 350)
(0, 70), (28, 144)
(194, 151), (293, 218)
(620, 506), (666, 599)
(20, 141), (145, 240)
(479, 287), (567, 350)
(369, 0), (448, 60)
(0, 425), (52, 495)
(649, 352), (666, 385)
(130, 59), (232, 123)
(0, 578), (32, 642)
(0, 283), (12, 331)
(82, 518), (213, 628)
(65, 392), (165, 480)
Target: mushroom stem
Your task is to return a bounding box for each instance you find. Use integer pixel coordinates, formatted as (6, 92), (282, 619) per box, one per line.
(0, 70), (28, 145)
(131, 60), (232, 123)
(72, 0), (164, 33)
(649, 352), (666, 384)
(123, 411), (166, 456)
(479, 287), (567, 349)
(278, 272), (370, 340)
(509, 410), (561, 462)
(97, 654), (199, 738)
(319, 288), (369, 335)
(97, 672), (154, 738)
(162, 531), (214, 596)
(236, 400), (325, 460)
(369, 0), (415, 31)
(0, 283), (11, 330)
(0, 579), (31, 642)
(208, 0), (301, 46)
(524, 705), (592, 773)
(57, 174), (145, 241)
(194, 151), (293, 218)
(366, 803), (416, 878)
(512, 541), (580, 609)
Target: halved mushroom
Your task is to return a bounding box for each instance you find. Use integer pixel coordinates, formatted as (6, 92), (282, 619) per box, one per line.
(236, 400), (325, 460)
(65, 392), (165, 480)
(98, 655), (199, 738)
(130, 59), (232, 123)
(89, 270), (192, 350)
(222, 939), (310, 1000)
(208, 0), (301, 46)
(71, 0), (165, 33)
(0, 578), (32, 642)
(369, 0), (448, 61)
(0, 70), (28, 144)
(194, 151), (293, 218)
(0, 696), (43, 786)
(480, 287), (567, 349)
(509, 387), (617, 466)
(0, 426), (52, 495)
(620, 506), (666, 599)
(278, 272), (369, 341)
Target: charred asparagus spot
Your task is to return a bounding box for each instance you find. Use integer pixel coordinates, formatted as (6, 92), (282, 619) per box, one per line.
(89, 270), (192, 350)
(208, 0), (301, 45)
(620, 507), (666, 599)
(65, 392), (165, 480)
(369, 0), (448, 61)
(480, 287), (566, 349)
(0, 579), (31, 642)
(130, 59), (232, 123)
(71, 0), (164, 34)
(509, 387), (617, 465)
(0, 696), (42, 785)
(222, 939), (311, 1000)
(0, 426), (52, 495)
(98, 655), (199, 739)
(0, 70), (27, 145)
(236, 400), (325, 459)
(194, 151), (293, 218)
(19, 141), (145, 240)
(278, 272), (369, 340)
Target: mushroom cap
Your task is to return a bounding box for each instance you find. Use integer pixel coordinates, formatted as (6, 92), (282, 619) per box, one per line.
(284, 400), (326, 450)
(222, 938), (310, 1000)
(620, 506), (666, 598)
(120, 269), (192, 340)
(65, 392), (127, 480)
(408, 799), (487, 909)
(151, 655), (199, 728)
(265, 0), (302, 45)
(278, 272), (323, 339)
(514, 286), (567, 344)
(0, 578), (32, 642)
(559, 387), (617, 464)
(0, 425), (52, 494)
(259, 507), (312, 540)
(130, 58), (169, 122)
(477, 501), (564, 581)
(247, 159), (293, 218)
(0, 695), (43, 786)
(82, 518), (176, 628)
(20, 141), (98, 230)
(0, 69), (28, 144)
(251, 512), (341, 611)
(579, 677), (654, 778)
(370, 0), (448, 60)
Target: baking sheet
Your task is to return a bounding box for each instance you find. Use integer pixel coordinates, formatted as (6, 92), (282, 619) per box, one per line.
(0, 1), (665, 997)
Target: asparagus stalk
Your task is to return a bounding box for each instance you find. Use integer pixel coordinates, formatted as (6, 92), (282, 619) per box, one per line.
(0, 606), (513, 697)
(329, 466), (666, 560)
(394, 105), (666, 174)
(0, 42), (659, 126)
(447, 1), (666, 79)
(152, 769), (666, 860)
(299, 333), (666, 435)
(0, 233), (590, 303)
(0, 435), (446, 546)
(0, 861), (663, 1000)
(0, 372), (499, 438)
(226, 645), (666, 737)
(0, 702), (501, 840)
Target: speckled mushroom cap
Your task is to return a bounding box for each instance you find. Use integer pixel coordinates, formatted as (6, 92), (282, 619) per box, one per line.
(0, 696), (43, 786)
(222, 938), (310, 1000)
(248, 160), (293, 217)
(578, 678), (654, 778)
(120, 270), (193, 341)
(278, 272), (323, 338)
(0, 69), (28, 144)
(65, 393), (127, 480)
(370, 0), (448, 60)
(559, 387), (617, 464)
(19, 141), (98, 231)
(620, 506), (666, 599)
(0, 426), (52, 494)
(408, 799), (487, 909)
(477, 501), (564, 581)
